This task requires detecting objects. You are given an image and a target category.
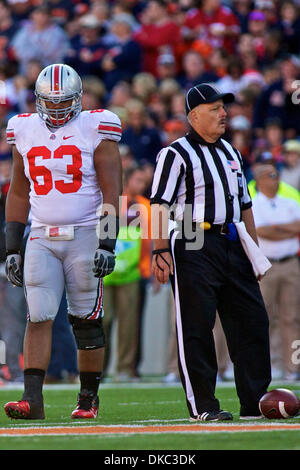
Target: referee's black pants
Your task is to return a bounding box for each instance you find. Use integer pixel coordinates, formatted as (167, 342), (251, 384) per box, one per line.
(170, 229), (272, 418)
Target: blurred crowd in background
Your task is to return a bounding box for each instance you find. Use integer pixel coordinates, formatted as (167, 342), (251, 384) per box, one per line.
(0, 0), (299, 385)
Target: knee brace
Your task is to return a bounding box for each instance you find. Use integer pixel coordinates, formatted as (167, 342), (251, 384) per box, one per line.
(68, 315), (105, 350)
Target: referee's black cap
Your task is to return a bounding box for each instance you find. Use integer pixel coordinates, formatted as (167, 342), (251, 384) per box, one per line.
(185, 83), (235, 115)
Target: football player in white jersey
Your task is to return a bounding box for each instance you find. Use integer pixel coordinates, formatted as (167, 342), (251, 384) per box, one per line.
(4, 64), (123, 420)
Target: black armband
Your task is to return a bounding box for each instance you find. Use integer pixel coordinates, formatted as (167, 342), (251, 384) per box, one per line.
(98, 214), (120, 253)
(5, 221), (26, 255)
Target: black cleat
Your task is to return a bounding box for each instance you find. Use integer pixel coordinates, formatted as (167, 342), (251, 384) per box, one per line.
(190, 410), (233, 422)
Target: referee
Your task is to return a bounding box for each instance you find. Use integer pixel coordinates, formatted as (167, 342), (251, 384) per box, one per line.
(150, 83), (271, 422)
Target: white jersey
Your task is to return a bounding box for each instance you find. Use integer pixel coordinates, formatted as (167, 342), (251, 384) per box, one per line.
(6, 109), (122, 228)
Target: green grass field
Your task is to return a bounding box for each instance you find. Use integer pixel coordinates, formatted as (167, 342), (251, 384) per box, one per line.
(0, 382), (299, 451)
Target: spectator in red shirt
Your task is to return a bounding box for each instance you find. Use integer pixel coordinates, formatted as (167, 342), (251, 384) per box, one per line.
(184, 0), (240, 54)
(133, 0), (181, 76)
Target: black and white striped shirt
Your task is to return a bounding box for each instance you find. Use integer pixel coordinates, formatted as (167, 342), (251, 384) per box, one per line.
(150, 128), (252, 224)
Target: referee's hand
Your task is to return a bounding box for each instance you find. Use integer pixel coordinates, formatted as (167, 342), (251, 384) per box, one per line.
(152, 251), (174, 284)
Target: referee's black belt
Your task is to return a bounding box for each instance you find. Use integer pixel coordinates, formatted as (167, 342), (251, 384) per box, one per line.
(191, 222), (231, 235)
(268, 254), (298, 263)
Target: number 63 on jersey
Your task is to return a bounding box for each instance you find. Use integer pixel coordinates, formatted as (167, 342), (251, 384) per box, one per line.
(27, 144), (82, 195)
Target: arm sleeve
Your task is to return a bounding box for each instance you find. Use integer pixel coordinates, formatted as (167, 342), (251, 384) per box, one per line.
(150, 147), (185, 206)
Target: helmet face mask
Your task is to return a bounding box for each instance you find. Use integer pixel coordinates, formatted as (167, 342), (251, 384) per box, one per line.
(35, 64), (82, 128)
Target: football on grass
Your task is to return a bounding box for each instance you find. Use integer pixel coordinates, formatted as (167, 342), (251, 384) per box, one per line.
(259, 388), (300, 419)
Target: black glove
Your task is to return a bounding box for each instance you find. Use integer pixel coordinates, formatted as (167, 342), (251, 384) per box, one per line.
(5, 253), (23, 287)
(93, 248), (116, 278)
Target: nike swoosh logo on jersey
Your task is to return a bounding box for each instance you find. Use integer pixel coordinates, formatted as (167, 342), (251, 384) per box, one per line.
(63, 135), (74, 140)
(30, 237), (40, 241)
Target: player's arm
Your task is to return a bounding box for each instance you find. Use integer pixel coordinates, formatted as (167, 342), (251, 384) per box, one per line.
(5, 145), (30, 287)
(93, 139), (122, 278)
(6, 145), (30, 226)
(150, 147), (183, 284)
(94, 139), (122, 217)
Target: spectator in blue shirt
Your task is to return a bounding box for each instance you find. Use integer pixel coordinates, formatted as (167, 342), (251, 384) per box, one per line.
(121, 99), (163, 165)
(0, 1), (18, 45)
(64, 13), (107, 79)
(101, 14), (142, 91)
(277, 1), (300, 55)
(253, 55), (300, 138)
(11, 5), (70, 75)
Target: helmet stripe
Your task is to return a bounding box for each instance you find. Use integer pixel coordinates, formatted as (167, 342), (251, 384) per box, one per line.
(60, 65), (63, 91)
(53, 64), (60, 92)
(50, 65), (53, 91)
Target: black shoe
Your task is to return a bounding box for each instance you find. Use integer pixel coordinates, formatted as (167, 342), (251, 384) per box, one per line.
(190, 410), (233, 422)
(240, 405), (262, 420)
